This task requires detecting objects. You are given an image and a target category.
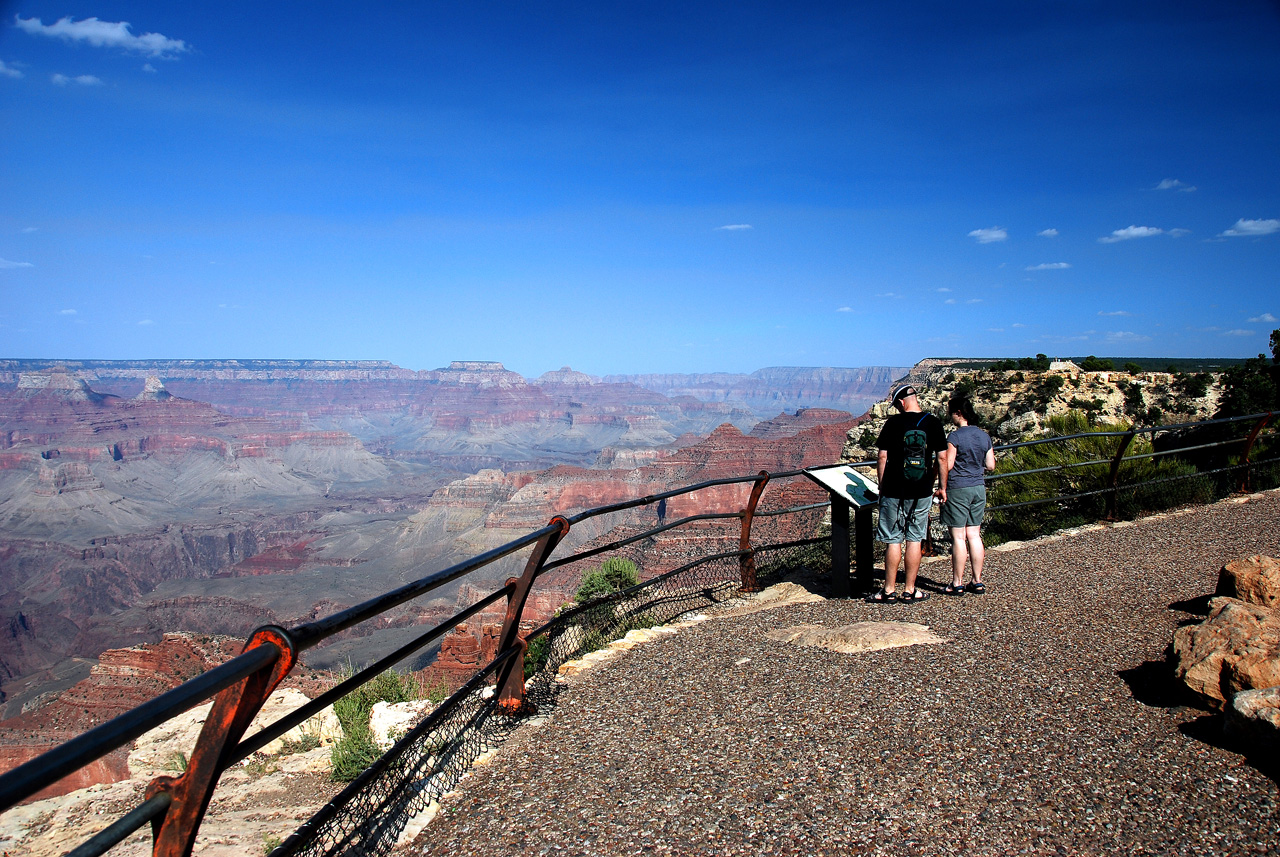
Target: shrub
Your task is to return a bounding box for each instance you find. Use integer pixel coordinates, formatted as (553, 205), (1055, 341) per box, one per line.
(523, 633), (550, 679)
(1124, 362), (1143, 374)
(1080, 355), (1114, 372)
(329, 668), (420, 782)
(575, 557), (639, 602)
(330, 721), (381, 782)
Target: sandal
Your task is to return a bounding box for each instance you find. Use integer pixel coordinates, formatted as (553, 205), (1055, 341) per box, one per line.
(967, 582), (986, 595)
(865, 589), (898, 603)
(901, 589), (930, 602)
(943, 583), (966, 596)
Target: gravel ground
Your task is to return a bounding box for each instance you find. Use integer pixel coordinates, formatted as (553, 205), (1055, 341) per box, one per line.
(407, 491), (1280, 856)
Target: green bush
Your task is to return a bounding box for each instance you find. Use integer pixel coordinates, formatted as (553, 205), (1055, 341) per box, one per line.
(523, 633), (550, 679)
(575, 557), (639, 602)
(329, 668), (419, 782)
(1080, 355), (1114, 372)
(985, 411), (1216, 543)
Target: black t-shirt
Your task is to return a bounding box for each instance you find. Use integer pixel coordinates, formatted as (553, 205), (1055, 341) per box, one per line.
(875, 411), (948, 499)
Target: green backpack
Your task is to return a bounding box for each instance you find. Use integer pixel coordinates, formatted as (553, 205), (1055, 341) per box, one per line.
(902, 415), (931, 482)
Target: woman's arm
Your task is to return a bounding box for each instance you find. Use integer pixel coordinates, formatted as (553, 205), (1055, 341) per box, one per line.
(984, 445), (996, 472)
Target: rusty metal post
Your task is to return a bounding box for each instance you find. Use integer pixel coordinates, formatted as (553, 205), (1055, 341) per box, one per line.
(145, 626), (296, 857)
(1238, 413), (1273, 492)
(495, 516), (570, 714)
(738, 471), (770, 592)
(1105, 429), (1137, 520)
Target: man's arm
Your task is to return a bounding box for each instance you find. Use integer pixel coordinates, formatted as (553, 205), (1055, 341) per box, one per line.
(935, 447), (949, 501)
(877, 448), (888, 484)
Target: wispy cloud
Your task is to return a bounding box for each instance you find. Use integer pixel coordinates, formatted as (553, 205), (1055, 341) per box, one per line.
(59, 309), (76, 315)
(1218, 218), (1279, 238)
(52, 73), (103, 86)
(836, 306), (852, 312)
(1155, 178), (1196, 192)
(1224, 329), (1254, 336)
(138, 319), (154, 326)
(1011, 322), (1027, 328)
(1247, 313), (1277, 323)
(936, 287), (951, 293)
(20, 227), (38, 234)
(968, 226), (1007, 244)
(1106, 331), (1151, 343)
(142, 63), (156, 73)
(1037, 228), (1059, 238)
(0, 59), (23, 79)
(944, 299), (956, 305)
(967, 299), (982, 304)
(1099, 225), (1164, 244)
(715, 224), (752, 231)
(1098, 310), (1132, 317)
(0, 257), (34, 268)
(987, 328), (1004, 332)
(16, 16), (189, 58)
(1025, 262), (1071, 271)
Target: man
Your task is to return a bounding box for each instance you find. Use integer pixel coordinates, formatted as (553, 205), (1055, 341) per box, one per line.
(866, 384), (948, 603)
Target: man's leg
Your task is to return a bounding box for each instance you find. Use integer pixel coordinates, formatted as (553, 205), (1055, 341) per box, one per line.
(950, 527), (967, 586)
(903, 540), (922, 592)
(884, 541), (902, 593)
(966, 525), (984, 583)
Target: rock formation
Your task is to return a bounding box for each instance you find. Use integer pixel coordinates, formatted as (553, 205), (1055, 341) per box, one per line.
(1172, 555), (1280, 753)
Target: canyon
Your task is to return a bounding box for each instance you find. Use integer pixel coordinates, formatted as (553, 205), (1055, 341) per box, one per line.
(0, 359), (894, 795)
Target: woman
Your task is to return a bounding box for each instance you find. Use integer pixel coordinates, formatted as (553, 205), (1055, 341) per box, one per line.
(939, 395), (995, 595)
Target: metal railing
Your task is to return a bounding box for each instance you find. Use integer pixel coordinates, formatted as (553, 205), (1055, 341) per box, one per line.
(0, 410), (1274, 856)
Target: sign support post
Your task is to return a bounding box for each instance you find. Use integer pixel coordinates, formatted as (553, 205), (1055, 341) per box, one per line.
(804, 465), (880, 598)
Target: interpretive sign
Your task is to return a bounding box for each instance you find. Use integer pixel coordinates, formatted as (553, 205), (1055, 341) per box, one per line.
(804, 464), (880, 507)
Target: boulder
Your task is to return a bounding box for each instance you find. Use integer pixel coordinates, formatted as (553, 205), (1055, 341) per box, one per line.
(1216, 555), (1280, 610)
(1172, 596), (1280, 709)
(1225, 686), (1280, 755)
(369, 699), (435, 750)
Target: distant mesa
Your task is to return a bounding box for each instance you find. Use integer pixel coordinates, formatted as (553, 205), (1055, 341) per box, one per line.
(534, 366), (598, 386)
(446, 361), (506, 372)
(16, 369), (109, 404)
(134, 376), (173, 401)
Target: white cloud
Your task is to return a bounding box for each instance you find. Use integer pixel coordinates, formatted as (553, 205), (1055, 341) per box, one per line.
(1218, 218), (1280, 238)
(138, 319), (154, 326)
(1106, 331), (1151, 343)
(142, 63), (156, 73)
(0, 257), (34, 268)
(52, 73), (103, 86)
(16, 16), (189, 58)
(716, 224), (752, 231)
(1155, 179), (1196, 192)
(1025, 262), (1071, 271)
(875, 292), (900, 298)
(968, 226), (1007, 244)
(944, 298), (956, 305)
(1247, 313), (1277, 323)
(836, 306), (852, 312)
(936, 287), (951, 292)
(967, 299), (983, 304)
(20, 227), (38, 234)
(1099, 225), (1163, 244)
(0, 60), (23, 79)
(1224, 329), (1254, 336)
(59, 309), (76, 315)
(1011, 322), (1027, 328)
(1098, 310), (1132, 317)
(987, 328), (1004, 332)
(1037, 228), (1059, 238)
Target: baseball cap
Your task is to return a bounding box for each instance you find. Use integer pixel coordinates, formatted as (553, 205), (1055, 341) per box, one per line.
(890, 384), (918, 404)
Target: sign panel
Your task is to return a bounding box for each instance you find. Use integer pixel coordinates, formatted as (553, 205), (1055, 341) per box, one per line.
(804, 464), (880, 507)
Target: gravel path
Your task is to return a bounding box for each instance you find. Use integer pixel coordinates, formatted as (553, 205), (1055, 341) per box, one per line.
(407, 491), (1280, 856)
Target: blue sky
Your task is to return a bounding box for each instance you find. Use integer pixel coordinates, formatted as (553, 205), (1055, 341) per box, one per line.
(1, 2), (1278, 375)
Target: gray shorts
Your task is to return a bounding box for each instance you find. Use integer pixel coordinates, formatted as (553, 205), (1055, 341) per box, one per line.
(941, 485), (987, 528)
(876, 495), (931, 544)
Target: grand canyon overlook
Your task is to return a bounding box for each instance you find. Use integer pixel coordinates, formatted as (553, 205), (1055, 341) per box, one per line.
(0, 352), (1276, 856)
(0, 358), (903, 789)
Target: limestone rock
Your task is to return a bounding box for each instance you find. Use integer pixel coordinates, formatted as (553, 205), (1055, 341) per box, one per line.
(1217, 555), (1280, 610)
(1172, 596), (1280, 709)
(1225, 686), (1280, 753)
(369, 699), (435, 749)
(765, 621), (949, 654)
